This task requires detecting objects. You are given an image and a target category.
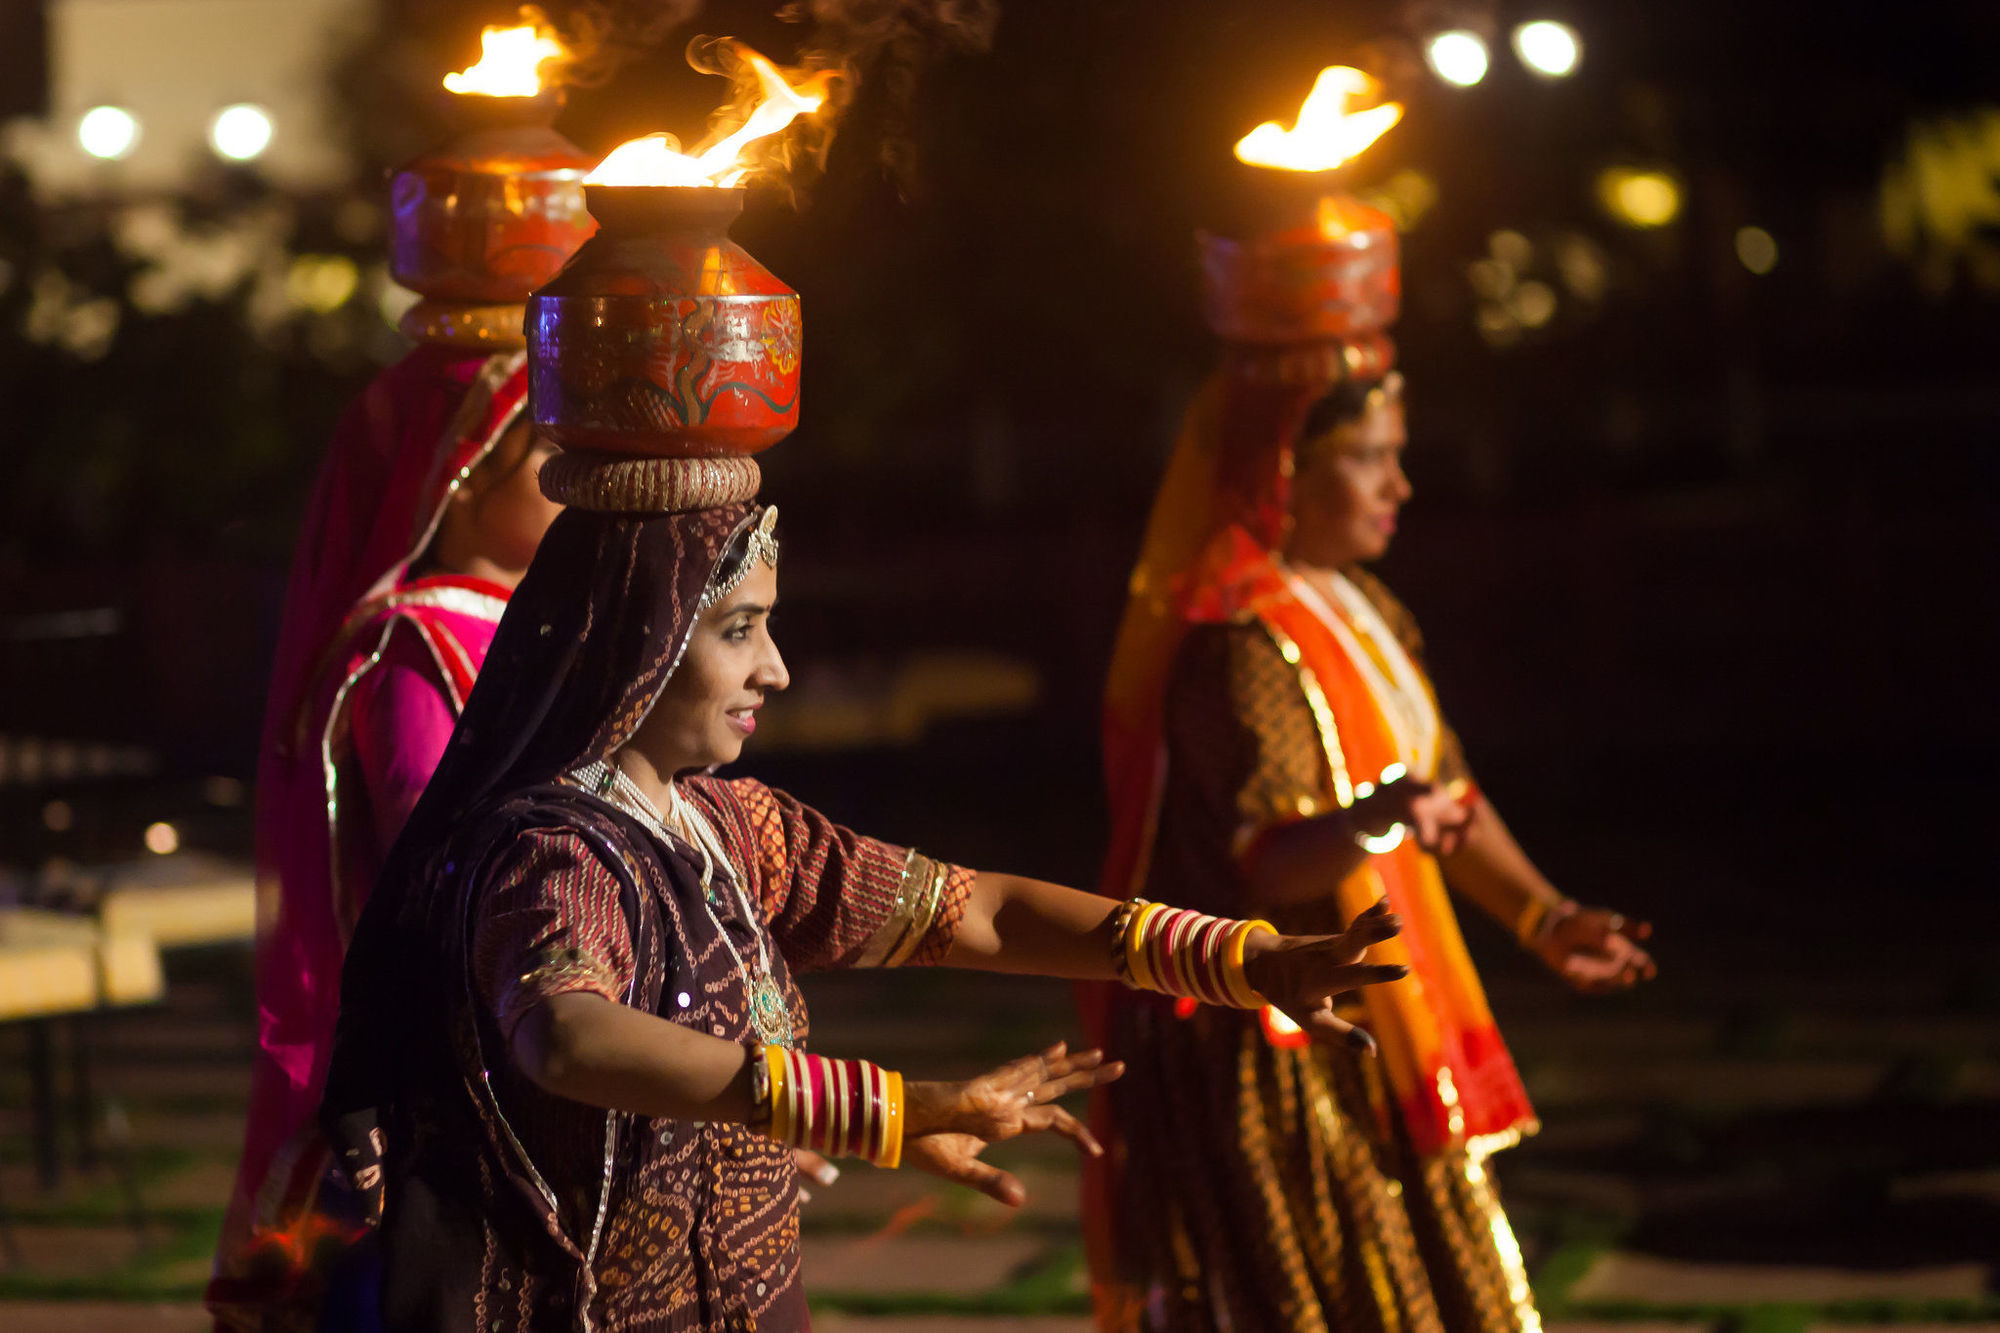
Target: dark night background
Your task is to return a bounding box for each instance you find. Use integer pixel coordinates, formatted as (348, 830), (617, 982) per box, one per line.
(2, 0), (1999, 1307)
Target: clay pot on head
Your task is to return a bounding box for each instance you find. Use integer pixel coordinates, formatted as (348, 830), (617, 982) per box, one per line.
(390, 90), (597, 347)
(526, 186), (800, 458)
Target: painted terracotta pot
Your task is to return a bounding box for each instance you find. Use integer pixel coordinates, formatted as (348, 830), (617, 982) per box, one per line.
(1199, 193), (1399, 345)
(390, 91), (595, 310)
(527, 186), (800, 458)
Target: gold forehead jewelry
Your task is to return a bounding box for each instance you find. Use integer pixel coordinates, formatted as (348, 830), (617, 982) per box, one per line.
(1367, 370), (1407, 413)
(700, 505), (782, 608)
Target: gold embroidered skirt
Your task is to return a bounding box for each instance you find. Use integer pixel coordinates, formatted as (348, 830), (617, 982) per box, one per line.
(1102, 999), (1539, 1333)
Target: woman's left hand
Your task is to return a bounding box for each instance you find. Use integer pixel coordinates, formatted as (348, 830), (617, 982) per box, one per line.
(1535, 905), (1656, 992)
(903, 1043), (1124, 1206)
(1241, 899), (1409, 1054)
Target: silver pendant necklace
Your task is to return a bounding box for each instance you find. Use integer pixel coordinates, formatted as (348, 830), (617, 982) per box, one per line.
(571, 760), (795, 1048)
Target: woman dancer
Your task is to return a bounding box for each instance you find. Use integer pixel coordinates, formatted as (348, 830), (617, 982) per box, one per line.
(212, 348), (560, 1330)
(322, 479), (1410, 1332)
(1085, 370), (1655, 1332)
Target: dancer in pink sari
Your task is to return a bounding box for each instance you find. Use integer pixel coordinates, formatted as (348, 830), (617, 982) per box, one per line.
(211, 347), (561, 1331)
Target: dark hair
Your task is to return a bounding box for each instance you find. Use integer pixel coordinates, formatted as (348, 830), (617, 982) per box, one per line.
(1298, 376), (1386, 445)
(704, 507), (778, 600)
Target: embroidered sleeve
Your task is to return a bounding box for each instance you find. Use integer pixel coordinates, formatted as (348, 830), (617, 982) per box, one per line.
(471, 826), (637, 1040)
(1165, 621), (1330, 867)
(707, 778), (973, 974)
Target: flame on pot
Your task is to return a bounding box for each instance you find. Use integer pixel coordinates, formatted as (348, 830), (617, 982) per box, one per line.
(443, 17), (567, 98)
(1233, 66), (1402, 174)
(587, 42), (836, 187)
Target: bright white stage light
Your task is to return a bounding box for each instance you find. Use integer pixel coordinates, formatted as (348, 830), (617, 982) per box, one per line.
(1425, 31), (1490, 88)
(210, 104), (274, 162)
(78, 106), (140, 160)
(1513, 21), (1582, 78)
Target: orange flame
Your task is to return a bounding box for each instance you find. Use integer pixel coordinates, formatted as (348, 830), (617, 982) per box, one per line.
(587, 43), (836, 188)
(1233, 66), (1402, 174)
(443, 19), (567, 98)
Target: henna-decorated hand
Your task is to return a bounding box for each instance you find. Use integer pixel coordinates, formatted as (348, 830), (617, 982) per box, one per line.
(903, 1043), (1123, 1206)
(1240, 898), (1408, 1055)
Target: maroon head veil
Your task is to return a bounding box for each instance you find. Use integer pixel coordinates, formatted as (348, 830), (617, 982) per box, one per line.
(319, 503), (755, 1224)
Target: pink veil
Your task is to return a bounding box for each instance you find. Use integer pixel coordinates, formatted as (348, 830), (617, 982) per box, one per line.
(209, 346), (528, 1325)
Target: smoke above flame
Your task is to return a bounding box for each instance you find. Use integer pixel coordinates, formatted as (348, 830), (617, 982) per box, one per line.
(443, 13), (570, 98)
(1233, 66), (1403, 174)
(586, 40), (838, 187)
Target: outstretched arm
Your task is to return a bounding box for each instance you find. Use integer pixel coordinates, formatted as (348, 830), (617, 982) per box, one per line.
(1438, 795), (1563, 934)
(1442, 796), (1656, 992)
(511, 992), (1118, 1205)
(945, 873), (1407, 1050)
(943, 873), (1123, 978)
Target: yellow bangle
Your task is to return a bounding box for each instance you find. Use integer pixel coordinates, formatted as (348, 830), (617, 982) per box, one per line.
(1124, 902), (1166, 991)
(1223, 920), (1274, 1008)
(764, 1044), (792, 1144)
(879, 1070), (905, 1170)
(1514, 900), (1551, 947)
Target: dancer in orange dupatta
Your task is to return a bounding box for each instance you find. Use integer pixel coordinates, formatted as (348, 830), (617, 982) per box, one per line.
(1084, 356), (1654, 1327)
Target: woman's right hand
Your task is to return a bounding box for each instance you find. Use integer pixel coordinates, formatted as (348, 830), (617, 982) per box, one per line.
(902, 1042), (1124, 1205)
(1347, 775), (1475, 857)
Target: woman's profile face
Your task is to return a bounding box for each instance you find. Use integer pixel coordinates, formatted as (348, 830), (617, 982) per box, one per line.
(1287, 396), (1411, 570)
(468, 422), (563, 572)
(431, 420), (562, 584)
(646, 559), (789, 773)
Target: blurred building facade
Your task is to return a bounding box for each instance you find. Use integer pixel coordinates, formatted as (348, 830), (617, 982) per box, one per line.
(5, 0), (353, 198)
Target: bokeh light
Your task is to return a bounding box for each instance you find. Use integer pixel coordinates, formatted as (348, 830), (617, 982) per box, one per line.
(209, 104), (274, 162)
(1735, 225), (1779, 274)
(78, 105), (140, 160)
(144, 820), (180, 854)
(1598, 166), (1683, 228)
(1425, 31), (1490, 88)
(1511, 280), (1559, 328)
(286, 255), (360, 314)
(1513, 21), (1582, 78)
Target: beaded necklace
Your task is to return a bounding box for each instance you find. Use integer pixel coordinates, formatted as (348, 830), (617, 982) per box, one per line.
(571, 759), (795, 1048)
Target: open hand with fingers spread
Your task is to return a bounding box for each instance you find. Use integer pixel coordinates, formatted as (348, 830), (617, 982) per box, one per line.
(1239, 899), (1408, 1054)
(902, 1043), (1123, 1206)
(1534, 904), (1655, 992)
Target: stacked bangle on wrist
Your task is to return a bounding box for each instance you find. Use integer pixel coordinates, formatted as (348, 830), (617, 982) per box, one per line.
(757, 1044), (904, 1169)
(1111, 899), (1272, 1010)
(1515, 897), (1574, 948)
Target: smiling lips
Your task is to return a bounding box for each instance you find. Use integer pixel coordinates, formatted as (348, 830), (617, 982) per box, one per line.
(727, 705), (759, 736)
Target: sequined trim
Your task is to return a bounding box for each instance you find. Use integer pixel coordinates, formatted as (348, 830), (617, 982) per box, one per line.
(404, 350), (528, 562)
(1462, 1141), (1540, 1333)
(497, 944), (622, 1038)
(1259, 619), (1356, 807)
(315, 592), (505, 939)
(1417, 1146), (1542, 1333)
